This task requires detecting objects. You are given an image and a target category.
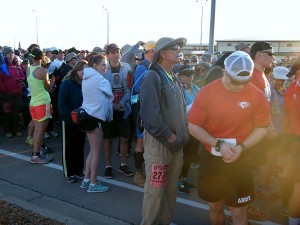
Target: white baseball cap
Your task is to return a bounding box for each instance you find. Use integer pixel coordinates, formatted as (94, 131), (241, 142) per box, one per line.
(224, 51), (254, 82)
(273, 66), (288, 80)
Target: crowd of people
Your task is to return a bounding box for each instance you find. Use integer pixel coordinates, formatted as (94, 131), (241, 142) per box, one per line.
(0, 38), (299, 225)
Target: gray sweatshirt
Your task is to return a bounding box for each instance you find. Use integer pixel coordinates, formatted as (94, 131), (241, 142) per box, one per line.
(139, 65), (189, 151)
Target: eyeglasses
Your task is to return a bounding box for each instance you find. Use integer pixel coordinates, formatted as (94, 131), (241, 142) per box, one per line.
(260, 51), (274, 57)
(165, 45), (180, 51)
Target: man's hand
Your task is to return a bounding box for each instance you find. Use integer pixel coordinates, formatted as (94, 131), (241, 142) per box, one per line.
(221, 144), (243, 163)
(113, 103), (124, 111)
(138, 41), (145, 46)
(167, 134), (176, 143)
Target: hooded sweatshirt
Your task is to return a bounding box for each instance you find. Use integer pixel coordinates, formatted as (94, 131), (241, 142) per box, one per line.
(139, 64), (189, 152)
(82, 67), (114, 121)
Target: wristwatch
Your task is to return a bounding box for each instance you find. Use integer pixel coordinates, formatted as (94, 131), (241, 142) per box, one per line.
(215, 139), (225, 152)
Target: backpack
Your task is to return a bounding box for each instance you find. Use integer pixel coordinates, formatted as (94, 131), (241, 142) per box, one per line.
(130, 61), (150, 133)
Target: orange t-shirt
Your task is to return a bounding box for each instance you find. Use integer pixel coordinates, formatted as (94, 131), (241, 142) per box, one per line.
(283, 81), (300, 136)
(188, 79), (271, 153)
(251, 68), (271, 102)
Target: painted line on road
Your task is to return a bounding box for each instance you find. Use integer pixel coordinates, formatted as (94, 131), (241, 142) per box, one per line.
(0, 149), (281, 225)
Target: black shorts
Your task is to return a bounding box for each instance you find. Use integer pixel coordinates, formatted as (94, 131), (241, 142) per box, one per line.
(101, 111), (130, 139)
(78, 116), (101, 133)
(284, 134), (300, 182)
(197, 149), (254, 207)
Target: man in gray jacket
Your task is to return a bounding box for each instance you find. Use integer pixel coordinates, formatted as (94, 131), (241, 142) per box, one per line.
(139, 37), (189, 225)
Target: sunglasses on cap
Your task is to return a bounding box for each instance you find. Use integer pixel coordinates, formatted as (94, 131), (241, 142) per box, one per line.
(226, 71), (251, 86)
(260, 51), (274, 57)
(164, 45), (180, 51)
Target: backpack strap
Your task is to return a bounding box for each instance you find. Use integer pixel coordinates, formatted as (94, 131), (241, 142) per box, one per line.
(130, 70), (147, 104)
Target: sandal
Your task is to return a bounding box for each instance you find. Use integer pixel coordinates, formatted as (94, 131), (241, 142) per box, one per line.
(246, 206), (267, 220)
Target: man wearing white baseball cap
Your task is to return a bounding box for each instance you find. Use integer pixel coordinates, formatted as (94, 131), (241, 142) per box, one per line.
(188, 51), (271, 225)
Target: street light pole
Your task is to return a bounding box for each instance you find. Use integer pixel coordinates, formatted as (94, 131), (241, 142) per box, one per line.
(102, 6), (109, 45)
(196, 0), (207, 51)
(107, 10), (109, 45)
(208, 0), (216, 54)
(32, 10), (39, 44)
(200, 3), (204, 50)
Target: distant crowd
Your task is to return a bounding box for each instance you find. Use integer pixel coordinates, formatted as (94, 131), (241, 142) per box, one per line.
(0, 39), (300, 225)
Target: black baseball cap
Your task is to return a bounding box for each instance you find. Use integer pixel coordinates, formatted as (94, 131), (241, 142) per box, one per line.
(287, 58), (300, 77)
(250, 42), (273, 57)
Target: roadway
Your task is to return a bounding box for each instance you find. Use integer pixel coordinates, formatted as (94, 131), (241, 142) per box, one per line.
(0, 126), (287, 225)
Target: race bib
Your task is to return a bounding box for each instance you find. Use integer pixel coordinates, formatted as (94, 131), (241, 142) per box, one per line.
(151, 164), (168, 188)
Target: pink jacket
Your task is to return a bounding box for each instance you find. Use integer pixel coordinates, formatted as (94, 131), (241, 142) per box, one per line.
(0, 62), (25, 94)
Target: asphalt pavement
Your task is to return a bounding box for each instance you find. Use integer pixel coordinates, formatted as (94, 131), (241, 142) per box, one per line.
(0, 125), (288, 225)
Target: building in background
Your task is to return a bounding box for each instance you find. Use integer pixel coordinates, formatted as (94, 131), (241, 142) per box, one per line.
(181, 40), (300, 60)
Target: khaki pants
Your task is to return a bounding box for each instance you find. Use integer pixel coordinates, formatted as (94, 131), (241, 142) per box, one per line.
(141, 132), (183, 225)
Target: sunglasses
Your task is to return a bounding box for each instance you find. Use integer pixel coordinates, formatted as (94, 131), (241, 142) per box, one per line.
(227, 73), (251, 86)
(260, 51), (274, 57)
(165, 45), (180, 51)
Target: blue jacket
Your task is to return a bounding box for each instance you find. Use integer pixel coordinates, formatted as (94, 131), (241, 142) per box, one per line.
(133, 59), (150, 93)
(58, 79), (82, 126)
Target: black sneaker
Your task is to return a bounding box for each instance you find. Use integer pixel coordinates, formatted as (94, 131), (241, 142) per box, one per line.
(177, 180), (189, 194)
(119, 165), (133, 177)
(104, 167), (113, 179)
(65, 176), (76, 183)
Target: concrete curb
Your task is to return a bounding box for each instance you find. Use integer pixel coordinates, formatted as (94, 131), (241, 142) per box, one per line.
(0, 180), (131, 225)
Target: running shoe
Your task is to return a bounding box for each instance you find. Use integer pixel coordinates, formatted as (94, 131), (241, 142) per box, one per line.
(80, 180), (90, 189)
(30, 155), (50, 164)
(119, 165), (133, 177)
(87, 183), (109, 193)
(104, 167), (113, 179)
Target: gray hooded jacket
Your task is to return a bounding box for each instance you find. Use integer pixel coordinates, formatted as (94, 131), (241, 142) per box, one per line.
(139, 65), (189, 151)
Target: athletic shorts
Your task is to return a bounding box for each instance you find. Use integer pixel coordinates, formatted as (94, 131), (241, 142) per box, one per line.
(78, 116), (101, 133)
(101, 111), (130, 139)
(197, 149), (254, 208)
(29, 103), (52, 122)
(284, 134), (300, 182)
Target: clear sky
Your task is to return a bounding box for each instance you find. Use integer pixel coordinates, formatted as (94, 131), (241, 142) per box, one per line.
(1, 0), (299, 51)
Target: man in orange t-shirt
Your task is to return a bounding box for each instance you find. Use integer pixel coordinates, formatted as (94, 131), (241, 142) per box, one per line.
(250, 41), (274, 102)
(188, 51), (271, 225)
(283, 59), (300, 225)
